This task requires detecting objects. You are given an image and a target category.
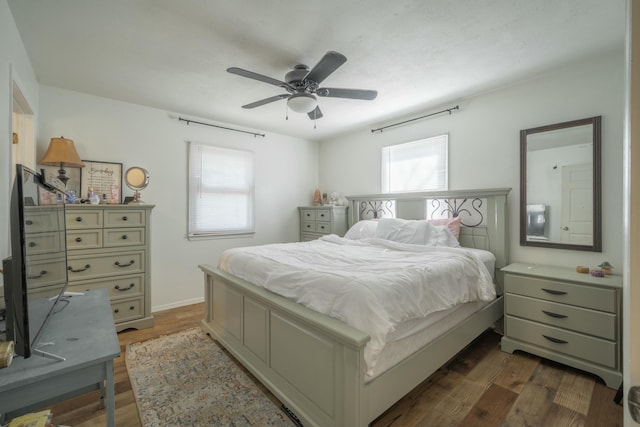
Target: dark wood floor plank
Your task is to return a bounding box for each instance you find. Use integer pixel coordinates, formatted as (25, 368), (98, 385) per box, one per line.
(458, 384), (518, 427)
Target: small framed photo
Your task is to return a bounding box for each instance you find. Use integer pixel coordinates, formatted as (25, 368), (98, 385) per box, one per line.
(80, 160), (123, 204)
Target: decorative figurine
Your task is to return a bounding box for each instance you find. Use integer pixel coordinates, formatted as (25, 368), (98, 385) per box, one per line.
(313, 189), (322, 206)
(598, 261), (614, 275)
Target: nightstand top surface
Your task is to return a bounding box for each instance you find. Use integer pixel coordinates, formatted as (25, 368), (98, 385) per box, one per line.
(502, 262), (622, 288)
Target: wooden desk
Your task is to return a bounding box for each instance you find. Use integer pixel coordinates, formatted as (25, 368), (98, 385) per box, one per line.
(0, 289), (120, 426)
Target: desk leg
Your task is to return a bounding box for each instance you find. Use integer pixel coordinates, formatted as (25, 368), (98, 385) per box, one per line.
(106, 359), (115, 427)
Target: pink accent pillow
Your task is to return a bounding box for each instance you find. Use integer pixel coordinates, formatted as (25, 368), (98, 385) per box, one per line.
(427, 216), (462, 240)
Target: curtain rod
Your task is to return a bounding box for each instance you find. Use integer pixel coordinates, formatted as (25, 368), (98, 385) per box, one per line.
(178, 117), (265, 138)
(371, 105), (460, 133)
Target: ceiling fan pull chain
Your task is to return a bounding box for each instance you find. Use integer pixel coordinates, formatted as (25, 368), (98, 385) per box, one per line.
(285, 103), (289, 120)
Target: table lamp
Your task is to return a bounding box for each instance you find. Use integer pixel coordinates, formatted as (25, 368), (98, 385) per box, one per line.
(40, 136), (85, 185)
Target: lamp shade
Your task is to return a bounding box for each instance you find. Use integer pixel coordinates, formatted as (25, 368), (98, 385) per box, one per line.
(40, 137), (85, 168)
(287, 93), (317, 114)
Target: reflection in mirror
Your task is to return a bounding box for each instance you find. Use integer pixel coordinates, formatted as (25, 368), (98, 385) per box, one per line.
(520, 116), (601, 251)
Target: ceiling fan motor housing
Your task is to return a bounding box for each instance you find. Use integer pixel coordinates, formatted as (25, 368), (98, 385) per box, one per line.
(285, 64), (310, 85)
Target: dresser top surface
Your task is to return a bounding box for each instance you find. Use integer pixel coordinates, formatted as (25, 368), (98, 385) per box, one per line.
(502, 263), (622, 288)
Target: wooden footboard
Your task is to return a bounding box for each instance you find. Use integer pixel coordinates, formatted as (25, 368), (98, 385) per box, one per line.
(200, 265), (504, 427)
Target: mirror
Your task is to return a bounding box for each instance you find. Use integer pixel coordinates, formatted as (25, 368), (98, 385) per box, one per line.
(125, 166), (149, 205)
(520, 116), (601, 251)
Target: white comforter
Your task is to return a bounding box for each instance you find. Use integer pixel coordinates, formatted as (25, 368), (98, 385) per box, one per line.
(218, 235), (496, 374)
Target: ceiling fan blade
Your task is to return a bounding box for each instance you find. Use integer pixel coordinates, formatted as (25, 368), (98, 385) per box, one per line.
(317, 87), (377, 100)
(242, 94), (289, 109)
(307, 106), (323, 120)
(227, 67), (290, 88)
(304, 51), (347, 84)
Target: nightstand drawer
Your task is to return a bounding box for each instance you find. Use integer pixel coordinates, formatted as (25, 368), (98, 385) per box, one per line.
(67, 230), (103, 250)
(505, 274), (616, 312)
(300, 210), (318, 221)
(314, 209), (331, 221)
(505, 316), (617, 368)
(505, 293), (616, 340)
(302, 221), (316, 232)
(104, 227), (145, 247)
(315, 221), (331, 233)
(66, 210), (103, 229)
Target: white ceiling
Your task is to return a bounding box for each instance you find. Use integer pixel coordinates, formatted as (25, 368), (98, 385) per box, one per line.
(8, 0), (626, 141)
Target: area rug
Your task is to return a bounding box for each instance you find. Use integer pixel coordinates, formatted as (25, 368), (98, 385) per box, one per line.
(126, 328), (295, 426)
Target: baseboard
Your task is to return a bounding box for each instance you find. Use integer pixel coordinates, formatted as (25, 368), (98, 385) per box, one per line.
(152, 297), (204, 312)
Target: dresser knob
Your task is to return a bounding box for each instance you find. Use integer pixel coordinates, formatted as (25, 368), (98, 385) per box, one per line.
(76, 217), (83, 222)
(114, 309), (119, 314)
(122, 216), (128, 221)
(26, 220), (33, 225)
(121, 235), (128, 240)
(28, 242), (36, 247)
(75, 237), (82, 242)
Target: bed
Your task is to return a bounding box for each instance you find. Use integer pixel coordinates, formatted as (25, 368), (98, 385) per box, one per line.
(200, 188), (510, 426)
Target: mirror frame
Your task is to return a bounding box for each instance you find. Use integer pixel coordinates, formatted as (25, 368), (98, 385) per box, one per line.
(520, 116), (602, 252)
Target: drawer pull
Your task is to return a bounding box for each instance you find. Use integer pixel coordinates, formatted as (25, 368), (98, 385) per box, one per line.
(115, 283), (135, 291)
(129, 306), (135, 311)
(115, 260), (135, 267)
(28, 270), (47, 279)
(541, 288), (567, 296)
(75, 237), (83, 242)
(306, 213), (311, 217)
(542, 310), (567, 319)
(68, 264), (91, 273)
(75, 217), (83, 222)
(121, 235), (128, 240)
(319, 225), (326, 230)
(114, 308), (119, 314)
(122, 216), (128, 221)
(542, 335), (568, 344)
(28, 242), (36, 248)
(319, 213), (326, 218)
(26, 220), (33, 225)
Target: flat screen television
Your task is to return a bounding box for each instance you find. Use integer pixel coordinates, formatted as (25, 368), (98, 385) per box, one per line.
(1, 164), (69, 359)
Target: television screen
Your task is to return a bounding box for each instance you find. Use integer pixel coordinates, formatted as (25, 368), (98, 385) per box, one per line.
(1, 164), (69, 359)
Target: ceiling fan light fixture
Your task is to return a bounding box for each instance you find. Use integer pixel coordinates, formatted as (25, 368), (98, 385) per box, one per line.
(287, 93), (317, 113)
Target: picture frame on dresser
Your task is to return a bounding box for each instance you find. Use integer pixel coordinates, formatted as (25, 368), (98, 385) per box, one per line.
(80, 160), (123, 204)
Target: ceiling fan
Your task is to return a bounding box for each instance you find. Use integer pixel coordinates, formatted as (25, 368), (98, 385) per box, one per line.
(227, 51), (377, 120)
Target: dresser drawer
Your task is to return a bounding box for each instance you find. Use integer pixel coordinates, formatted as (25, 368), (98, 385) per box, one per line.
(67, 250), (145, 281)
(67, 230), (103, 250)
(24, 208), (64, 233)
(25, 256), (67, 288)
(301, 233), (318, 242)
(105, 209), (145, 227)
(504, 274), (616, 312)
(314, 209), (331, 221)
(104, 228), (145, 247)
(67, 274), (144, 299)
(25, 231), (64, 255)
(111, 297), (144, 322)
(66, 210), (103, 229)
(505, 293), (616, 340)
(505, 316), (617, 368)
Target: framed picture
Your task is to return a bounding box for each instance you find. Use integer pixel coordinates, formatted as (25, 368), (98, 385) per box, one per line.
(80, 160), (123, 204)
(39, 164), (82, 201)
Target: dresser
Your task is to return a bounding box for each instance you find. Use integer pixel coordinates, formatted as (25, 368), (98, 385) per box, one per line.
(501, 263), (622, 388)
(298, 206), (348, 241)
(65, 204), (154, 331)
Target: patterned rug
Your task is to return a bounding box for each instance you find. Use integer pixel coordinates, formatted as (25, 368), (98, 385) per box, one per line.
(126, 328), (295, 426)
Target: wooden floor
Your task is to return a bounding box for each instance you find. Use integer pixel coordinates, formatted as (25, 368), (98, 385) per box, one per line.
(46, 302), (623, 427)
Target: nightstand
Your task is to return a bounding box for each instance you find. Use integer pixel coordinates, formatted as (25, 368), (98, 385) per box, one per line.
(500, 262), (622, 388)
(298, 206), (348, 241)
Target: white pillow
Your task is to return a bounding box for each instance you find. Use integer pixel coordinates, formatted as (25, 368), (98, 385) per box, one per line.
(375, 218), (460, 247)
(344, 220), (379, 239)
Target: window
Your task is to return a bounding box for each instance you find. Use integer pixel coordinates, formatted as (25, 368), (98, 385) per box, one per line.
(381, 134), (448, 193)
(188, 142), (254, 238)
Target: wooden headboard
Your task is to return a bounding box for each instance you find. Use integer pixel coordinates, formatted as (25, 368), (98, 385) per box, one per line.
(346, 188), (511, 272)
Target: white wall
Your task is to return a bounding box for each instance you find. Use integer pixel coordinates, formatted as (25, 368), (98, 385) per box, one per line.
(38, 86), (318, 310)
(0, 0), (40, 284)
(319, 48), (624, 271)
